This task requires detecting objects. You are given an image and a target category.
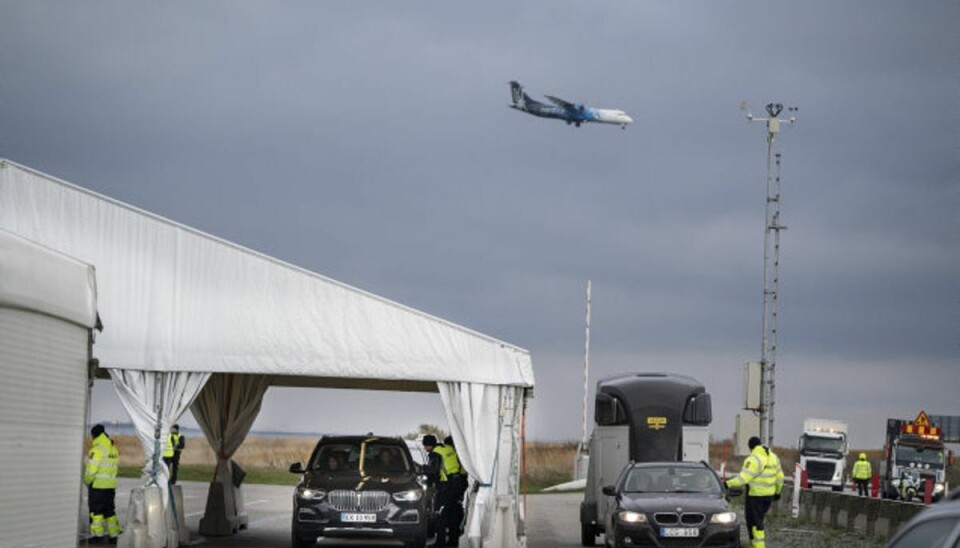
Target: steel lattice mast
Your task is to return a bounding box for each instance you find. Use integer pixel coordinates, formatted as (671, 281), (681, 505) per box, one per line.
(747, 103), (795, 448)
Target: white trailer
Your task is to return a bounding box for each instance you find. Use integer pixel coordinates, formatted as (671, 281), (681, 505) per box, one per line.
(0, 230), (99, 546)
(799, 418), (848, 491)
(580, 373), (713, 546)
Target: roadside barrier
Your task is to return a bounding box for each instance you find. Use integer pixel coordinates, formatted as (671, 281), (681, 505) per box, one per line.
(772, 478), (927, 540)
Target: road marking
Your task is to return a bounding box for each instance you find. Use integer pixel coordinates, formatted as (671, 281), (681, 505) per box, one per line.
(246, 499), (268, 506)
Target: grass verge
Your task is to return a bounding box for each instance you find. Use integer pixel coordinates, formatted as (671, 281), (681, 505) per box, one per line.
(118, 465), (300, 486)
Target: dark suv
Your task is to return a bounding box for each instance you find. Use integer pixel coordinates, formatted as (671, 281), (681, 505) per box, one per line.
(289, 435), (436, 547)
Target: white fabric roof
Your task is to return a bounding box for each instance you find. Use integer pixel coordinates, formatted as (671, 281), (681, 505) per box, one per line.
(0, 228), (98, 328)
(0, 160), (534, 387)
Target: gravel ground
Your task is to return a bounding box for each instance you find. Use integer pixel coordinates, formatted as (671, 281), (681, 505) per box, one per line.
(730, 498), (887, 548)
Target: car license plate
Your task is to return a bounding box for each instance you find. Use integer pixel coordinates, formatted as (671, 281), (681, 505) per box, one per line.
(660, 527), (699, 537)
(341, 513), (376, 523)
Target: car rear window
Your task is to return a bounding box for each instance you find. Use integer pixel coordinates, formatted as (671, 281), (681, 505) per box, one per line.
(889, 517), (960, 548)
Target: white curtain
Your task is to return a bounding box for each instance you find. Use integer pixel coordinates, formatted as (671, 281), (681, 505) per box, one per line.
(438, 382), (525, 548)
(110, 369), (211, 486)
(189, 373), (270, 536)
(110, 369), (210, 548)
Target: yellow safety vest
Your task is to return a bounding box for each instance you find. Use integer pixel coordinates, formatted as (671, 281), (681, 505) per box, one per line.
(432, 445), (462, 482)
(727, 445), (783, 497)
(164, 433), (182, 458)
(852, 459), (872, 480)
(84, 434), (119, 490)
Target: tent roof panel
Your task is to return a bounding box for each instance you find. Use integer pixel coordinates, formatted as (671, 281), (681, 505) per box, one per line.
(0, 160), (533, 387)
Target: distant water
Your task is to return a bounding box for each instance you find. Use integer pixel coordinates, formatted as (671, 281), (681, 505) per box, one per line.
(90, 422), (324, 440)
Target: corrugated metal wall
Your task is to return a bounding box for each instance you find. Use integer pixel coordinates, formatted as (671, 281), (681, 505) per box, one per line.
(0, 308), (90, 547)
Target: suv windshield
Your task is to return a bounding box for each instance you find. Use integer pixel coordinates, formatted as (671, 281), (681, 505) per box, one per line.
(309, 439), (412, 474)
(895, 446), (944, 468)
(800, 434), (845, 454)
(622, 466), (721, 494)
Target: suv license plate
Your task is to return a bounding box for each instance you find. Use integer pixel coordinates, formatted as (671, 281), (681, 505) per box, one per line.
(660, 527), (699, 537)
(341, 513), (376, 523)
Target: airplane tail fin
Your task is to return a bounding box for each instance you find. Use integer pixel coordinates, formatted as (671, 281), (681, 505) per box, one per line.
(510, 81), (526, 108)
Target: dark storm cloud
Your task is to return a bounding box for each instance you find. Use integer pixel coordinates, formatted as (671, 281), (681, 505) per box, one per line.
(3, 1), (957, 446)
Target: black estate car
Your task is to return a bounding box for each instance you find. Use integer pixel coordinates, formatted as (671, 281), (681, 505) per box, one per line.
(598, 461), (741, 548)
(289, 435), (436, 547)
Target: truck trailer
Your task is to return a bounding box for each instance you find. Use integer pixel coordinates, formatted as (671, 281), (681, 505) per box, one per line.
(579, 373), (712, 546)
(798, 418), (848, 492)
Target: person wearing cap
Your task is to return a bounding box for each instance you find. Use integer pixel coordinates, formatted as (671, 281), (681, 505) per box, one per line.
(851, 453), (872, 497)
(84, 424), (121, 544)
(421, 435), (444, 485)
(162, 424), (186, 484)
(724, 436), (783, 548)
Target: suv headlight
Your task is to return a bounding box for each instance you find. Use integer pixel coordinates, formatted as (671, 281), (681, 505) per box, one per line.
(296, 486), (325, 501)
(618, 511), (647, 523)
(934, 483), (945, 494)
(711, 511), (737, 524)
(393, 489), (423, 502)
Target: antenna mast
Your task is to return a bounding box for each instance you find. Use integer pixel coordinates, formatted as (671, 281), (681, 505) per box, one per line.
(746, 103), (796, 448)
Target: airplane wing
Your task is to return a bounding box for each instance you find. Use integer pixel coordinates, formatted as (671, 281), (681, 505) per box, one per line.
(544, 95), (577, 110)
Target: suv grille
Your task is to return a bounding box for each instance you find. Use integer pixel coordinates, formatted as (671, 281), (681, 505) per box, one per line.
(328, 490), (391, 512)
(806, 461), (836, 481)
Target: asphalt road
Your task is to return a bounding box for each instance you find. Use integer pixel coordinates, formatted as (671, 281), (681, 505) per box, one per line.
(85, 481), (891, 547)
(84, 480), (585, 547)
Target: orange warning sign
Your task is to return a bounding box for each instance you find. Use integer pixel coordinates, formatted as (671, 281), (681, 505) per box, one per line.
(902, 410), (942, 438)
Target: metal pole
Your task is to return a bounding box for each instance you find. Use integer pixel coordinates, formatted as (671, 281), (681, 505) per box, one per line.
(768, 153), (784, 449)
(581, 280), (592, 446)
(759, 131), (774, 445)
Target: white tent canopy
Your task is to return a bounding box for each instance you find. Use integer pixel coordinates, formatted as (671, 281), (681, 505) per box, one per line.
(0, 159), (533, 547)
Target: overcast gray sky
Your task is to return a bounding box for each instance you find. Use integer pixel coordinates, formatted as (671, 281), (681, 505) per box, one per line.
(2, 1), (957, 449)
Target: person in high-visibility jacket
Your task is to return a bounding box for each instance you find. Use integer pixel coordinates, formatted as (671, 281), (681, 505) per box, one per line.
(439, 436), (468, 547)
(422, 435), (467, 547)
(162, 423), (186, 484)
(851, 453), (873, 497)
(725, 436), (784, 548)
(84, 424), (121, 544)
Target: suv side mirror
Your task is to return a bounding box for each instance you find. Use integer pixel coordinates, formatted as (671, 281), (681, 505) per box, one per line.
(602, 485), (617, 497)
(726, 485), (744, 497)
(289, 462), (304, 474)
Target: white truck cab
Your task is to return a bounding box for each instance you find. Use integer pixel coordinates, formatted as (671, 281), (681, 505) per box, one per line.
(799, 418), (849, 492)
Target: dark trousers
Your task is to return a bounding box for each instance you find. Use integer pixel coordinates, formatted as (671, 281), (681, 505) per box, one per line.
(438, 476), (467, 546)
(855, 479), (869, 496)
(163, 454), (181, 484)
(744, 495), (773, 540)
(89, 487), (117, 518)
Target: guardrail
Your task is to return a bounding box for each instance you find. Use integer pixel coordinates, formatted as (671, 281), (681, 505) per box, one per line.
(772, 479), (928, 540)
